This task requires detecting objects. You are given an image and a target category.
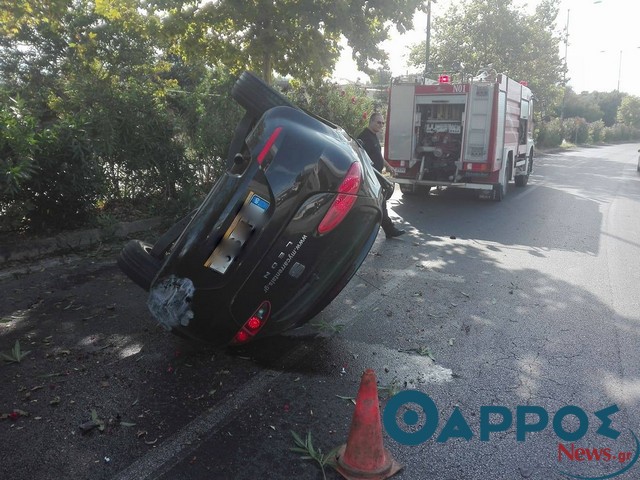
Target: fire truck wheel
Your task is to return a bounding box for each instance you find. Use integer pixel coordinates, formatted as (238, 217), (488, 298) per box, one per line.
(515, 174), (529, 187)
(492, 182), (506, 201)
(400, 184), (431, 196)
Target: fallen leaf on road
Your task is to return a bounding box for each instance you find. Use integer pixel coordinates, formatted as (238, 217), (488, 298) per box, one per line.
(79, 420), (100, 433)
(335, 395), (356, 405)
(400, 346), (435, 360)
(2, 409), (29, 421)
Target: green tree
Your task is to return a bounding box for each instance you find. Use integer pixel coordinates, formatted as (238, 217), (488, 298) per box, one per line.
(408, 0), (564, 115)
(160, 0), (424, 83)
(562, 89), (603, 123)
(370, 67), (393, 87)
(0, 0), (190, 231)
(560, 90), (623, 127)
(1, 0), (426, 232)
(617, 95), (640, 128)
(593, 91), (624, 127)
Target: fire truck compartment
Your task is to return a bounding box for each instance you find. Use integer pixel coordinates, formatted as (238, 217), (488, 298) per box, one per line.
(404, 99), (466, 182)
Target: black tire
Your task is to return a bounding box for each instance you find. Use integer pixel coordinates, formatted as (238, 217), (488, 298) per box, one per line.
(399, 184), (431, 196)
(399, 183), (416, 196)
(150, 208), (197, 257)
(515, 174), (528, 187)
(117, 240), (164, 291)
(231, 71), (296, 118)
(515, 150), (533, 186)
(492, 182), (506, 201)
(399, 184), (415, 195)
(493, 160), (512, 200)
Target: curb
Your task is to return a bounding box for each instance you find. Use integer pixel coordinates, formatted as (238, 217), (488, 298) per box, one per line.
(0, 217), (163, 266)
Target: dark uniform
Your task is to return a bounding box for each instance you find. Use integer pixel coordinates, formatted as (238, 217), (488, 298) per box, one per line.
(357, 127), (404, 238)
(357, 128), (385, 172)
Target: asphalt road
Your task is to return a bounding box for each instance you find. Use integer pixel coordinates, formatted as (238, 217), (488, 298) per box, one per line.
(145, 143), (640, 480)
(3, 143), (640, 480)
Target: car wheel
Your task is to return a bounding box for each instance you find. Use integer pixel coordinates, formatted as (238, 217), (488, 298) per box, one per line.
(117, 240), (163, 291)
(231, 71), (296, 117)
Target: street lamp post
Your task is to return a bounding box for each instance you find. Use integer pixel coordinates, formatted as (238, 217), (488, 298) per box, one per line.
(617, 49), (622, 91)
(561, 9), (570, 121)
(599, 48), (640, 92)
(424, 0), (436, 77)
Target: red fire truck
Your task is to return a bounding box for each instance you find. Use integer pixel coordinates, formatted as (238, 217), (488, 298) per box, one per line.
(384, 71), (534, 200)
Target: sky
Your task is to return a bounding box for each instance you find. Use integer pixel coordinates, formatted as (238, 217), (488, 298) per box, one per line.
(332, 0), (640, 97)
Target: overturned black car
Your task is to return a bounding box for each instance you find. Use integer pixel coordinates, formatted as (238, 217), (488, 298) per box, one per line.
(118, 72), (392, 345)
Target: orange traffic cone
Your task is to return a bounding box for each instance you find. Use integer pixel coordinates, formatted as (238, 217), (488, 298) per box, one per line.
(334, 369), (403, 480)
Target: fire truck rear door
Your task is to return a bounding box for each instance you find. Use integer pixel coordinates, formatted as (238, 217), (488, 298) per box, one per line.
(463, 83), (495, 163)
(387, 85), (415, 161)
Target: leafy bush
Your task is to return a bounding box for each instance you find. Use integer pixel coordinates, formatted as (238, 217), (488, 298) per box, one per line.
(10, 121), (106, 233)
(563, 117), (589, 145)
(603, 123), (640, 143)
(284, 80), (379, 138)
(0, 95), (106, 233)
(0, 97), (39, 199)
(588, 120), (606, 144)
(535, 118), (563, 148)
(535, 117), (640, 149)
(167, 69), (244, 200)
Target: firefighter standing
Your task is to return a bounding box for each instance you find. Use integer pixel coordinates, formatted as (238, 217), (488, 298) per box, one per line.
(357, 113), (405, 239)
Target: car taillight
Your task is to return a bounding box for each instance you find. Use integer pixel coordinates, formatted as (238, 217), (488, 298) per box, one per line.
(230, 301), (271, 345)
(257, 127), (282, 166)
(317, 162), (361, 235)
